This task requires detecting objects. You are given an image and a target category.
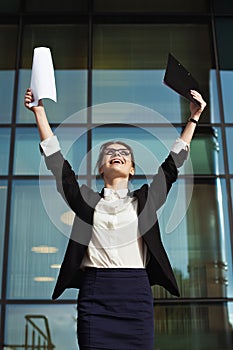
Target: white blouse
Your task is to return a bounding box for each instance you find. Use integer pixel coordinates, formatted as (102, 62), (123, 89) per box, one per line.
(80, 188), (148, 269)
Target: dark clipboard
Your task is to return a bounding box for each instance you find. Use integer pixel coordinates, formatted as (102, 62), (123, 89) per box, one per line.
(163, 53), (201, 106)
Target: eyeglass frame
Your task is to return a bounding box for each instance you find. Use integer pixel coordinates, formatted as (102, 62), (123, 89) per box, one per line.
(103, 148), (131, 157)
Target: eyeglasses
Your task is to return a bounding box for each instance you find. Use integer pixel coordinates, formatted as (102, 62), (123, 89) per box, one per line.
(103, 148), (131, 156)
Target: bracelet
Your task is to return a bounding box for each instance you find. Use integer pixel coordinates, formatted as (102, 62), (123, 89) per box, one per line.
(188, 118), (198, 125)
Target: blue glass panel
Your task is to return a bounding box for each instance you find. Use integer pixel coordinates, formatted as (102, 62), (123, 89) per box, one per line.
(17, 69), (87, 123)
(226, 127), (233, 173)
(5, 304), (77, 349)
(0, 128), (10, 175)
(210, 69), (221, 123)
(0, 70), (15, 123)
(92, 69), (183, 123)
(220, 70), (233, 122)
(0, 180), (7, 294)
(14, 127), (87, 175)
(8, 179), (86, 299)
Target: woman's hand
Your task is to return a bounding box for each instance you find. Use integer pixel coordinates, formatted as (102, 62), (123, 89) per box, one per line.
(24, 88), (53, 140)
(189, 90), (207, 120)
(24, 88), (43, 112)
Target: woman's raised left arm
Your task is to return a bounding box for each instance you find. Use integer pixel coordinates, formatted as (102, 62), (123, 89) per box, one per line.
(180, 90), (207, 145)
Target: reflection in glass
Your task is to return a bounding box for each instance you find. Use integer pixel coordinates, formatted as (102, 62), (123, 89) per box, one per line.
(14, 127), (87, 175)
(5, 304), (77, 350)
(0, 181), (7, 294)
(150, 179), (231, 299)
(7, 180), (79, 299)
(153, 303), (233, 350)
(188, 127), (224, 175)
(0, 128), (10, 175)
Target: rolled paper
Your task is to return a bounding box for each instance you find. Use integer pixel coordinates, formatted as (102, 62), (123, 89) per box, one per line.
(29, 47), (57, 107)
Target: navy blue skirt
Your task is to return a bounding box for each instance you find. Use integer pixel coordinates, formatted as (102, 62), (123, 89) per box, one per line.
(77, 268), (154, 350)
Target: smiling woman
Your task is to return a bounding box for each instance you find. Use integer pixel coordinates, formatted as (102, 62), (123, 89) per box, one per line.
(24, 87), (206, 350)
(97, 142), (135, 187)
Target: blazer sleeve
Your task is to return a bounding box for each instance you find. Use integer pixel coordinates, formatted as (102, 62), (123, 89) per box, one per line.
(43, 150), (82, 214)
(148, 149), (188, 211)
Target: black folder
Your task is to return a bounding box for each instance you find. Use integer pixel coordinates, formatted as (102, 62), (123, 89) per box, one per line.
(163, 53), (201, 106)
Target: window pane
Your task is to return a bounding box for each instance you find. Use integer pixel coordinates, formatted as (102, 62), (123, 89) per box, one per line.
(0, 128), (10, 175)
(226, 128), (233, 173)
(152, 179), (232, 298)
(188, 127), (224, 175)
(93, 24), (211, 123)
(17, 24), (88, 123)
(0, 25), (18, 123)
(5, 304), (77, 349)
(7, 180), (79, 299)
(14, 127), (87, 175)
(94, 0), (209, 13)
(0, 180), (7, 294)
(220, 70), (233, 123)
(153, 302), (233, 350)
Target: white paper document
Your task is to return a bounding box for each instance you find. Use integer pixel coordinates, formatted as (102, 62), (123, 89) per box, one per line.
(29, 47), (57, 107)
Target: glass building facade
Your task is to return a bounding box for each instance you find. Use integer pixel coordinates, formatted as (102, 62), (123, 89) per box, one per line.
(0, 0), (233, 349)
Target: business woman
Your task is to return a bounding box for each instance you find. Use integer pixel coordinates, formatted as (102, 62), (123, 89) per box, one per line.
(25, 88), (206, 350)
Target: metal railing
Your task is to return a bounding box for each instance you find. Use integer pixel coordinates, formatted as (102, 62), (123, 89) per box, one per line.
(4, 314), (55, 350)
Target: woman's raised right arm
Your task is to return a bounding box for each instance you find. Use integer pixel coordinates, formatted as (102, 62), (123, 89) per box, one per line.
(24, 88), (53, 141)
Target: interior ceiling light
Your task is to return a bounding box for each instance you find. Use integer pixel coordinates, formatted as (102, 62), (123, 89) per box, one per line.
(60, 210), (75, 226)
(50, 264), (61, 269)
(34, 277), (55, 282)
(31, 246), (58, 253)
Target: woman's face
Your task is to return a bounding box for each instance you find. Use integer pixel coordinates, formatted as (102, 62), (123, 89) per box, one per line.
(99, 143), (135, 181)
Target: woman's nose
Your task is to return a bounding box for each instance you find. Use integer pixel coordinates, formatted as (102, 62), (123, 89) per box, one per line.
(113, 150), (121, 156)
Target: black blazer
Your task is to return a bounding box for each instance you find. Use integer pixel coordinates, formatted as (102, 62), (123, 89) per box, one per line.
(43, 149), (188, 300)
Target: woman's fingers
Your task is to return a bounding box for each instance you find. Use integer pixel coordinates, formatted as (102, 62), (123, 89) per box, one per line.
(24, 88), (34, 109)
(190, 90), (207, 111)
